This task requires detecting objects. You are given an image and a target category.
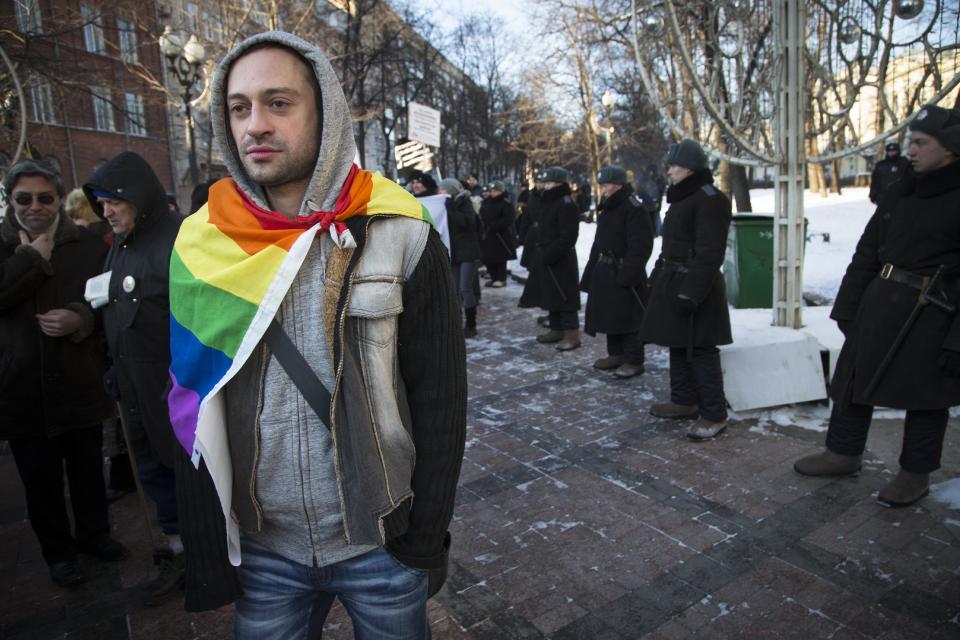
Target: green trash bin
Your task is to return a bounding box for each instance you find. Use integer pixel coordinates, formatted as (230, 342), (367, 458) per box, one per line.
(723, 213), (806, 308)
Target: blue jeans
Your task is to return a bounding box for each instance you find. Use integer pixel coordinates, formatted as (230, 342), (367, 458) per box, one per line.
(235, 541), (430, 640)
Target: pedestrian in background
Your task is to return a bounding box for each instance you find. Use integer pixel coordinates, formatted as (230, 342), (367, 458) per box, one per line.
(518, 171), (546, 318)
(795, 105), (960, 507)
(443, 177), (483, 337)
(581, 165), (653, 379)
(869, 142), (911, 204)
(641, 140), (732, 440)
(480, 179), (516, 288)
(534, 166), (582, 351)
(0, 159), (126, 588)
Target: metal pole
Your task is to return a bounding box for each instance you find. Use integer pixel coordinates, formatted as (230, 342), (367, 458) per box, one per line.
(184, 88), (199, 188)
(773, 0), (805, 329)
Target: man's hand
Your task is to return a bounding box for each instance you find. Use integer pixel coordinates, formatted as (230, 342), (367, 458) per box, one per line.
(36, 309), (82, 337)
(19, 230), (53, 261)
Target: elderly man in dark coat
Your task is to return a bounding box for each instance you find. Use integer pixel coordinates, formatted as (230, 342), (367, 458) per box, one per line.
(640, 140), (732, 440)
(479, 180), (517, 288)
(85, 152), (240, 608)
(518, 171), (546, 316)
(0, 159), (126, 588)
(795, 105), (960, 507)
(534, 166), (582, 351)
(581, 165), (654, 379)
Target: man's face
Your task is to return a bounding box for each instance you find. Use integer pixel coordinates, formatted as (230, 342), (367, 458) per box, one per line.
(98, 197), (137, 235)
(410, 178), (426, 195)
(907, 131), (956, 174)
(543, 181), (563, 190)
(467, 176), (478, 187)
(599, 182), (621, 199)
(667, 164), (693, 185)
(11, 175), (60, 235)
(227, 47), (320, 191)
(885, 147), (899, 159)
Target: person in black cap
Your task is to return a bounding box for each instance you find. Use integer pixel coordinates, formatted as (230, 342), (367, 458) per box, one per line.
(869, 141), (911, 204)
(534, 166), (582, 351)
(479, 180), (516, 288)
(640, 140), (732, 441)
(795, 104), (960, 507)
(581, 165), (653, 378)
(409, 172), (438, 197)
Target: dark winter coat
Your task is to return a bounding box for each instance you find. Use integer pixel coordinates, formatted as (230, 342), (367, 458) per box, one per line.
(446, 192), (482, 264)
(535, 183), (581, 312)
(869, 156), (911, 204)
(830, 159), (960, 410)
(518, 189), (543, 308)
(640, 169), (732, 348)
(0, 213), (112, 439)
(581, 184), (654, 336)
(479, 195), (517, 263)
(83, 152), (184, 467)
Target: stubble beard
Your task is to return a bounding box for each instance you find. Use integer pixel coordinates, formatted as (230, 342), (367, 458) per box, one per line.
(241, 140), (318, 190)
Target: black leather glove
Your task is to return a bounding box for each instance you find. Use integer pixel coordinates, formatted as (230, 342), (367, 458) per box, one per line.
(938, 349), (960, 378)
(103, 366), (121, 401)
(675, 295), (697, 317)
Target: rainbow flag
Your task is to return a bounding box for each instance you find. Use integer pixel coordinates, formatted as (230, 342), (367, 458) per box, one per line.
(167, 166), (430, 463)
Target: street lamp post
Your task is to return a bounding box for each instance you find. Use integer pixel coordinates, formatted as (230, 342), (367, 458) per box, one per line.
(159, 27), (205, 188)
(600, 90), (615, 165)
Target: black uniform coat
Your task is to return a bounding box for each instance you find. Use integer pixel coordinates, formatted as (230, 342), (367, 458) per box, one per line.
(84, 152), (184, 467)
(640, 170), (732, 348)
(536, 184), (581, 312)
(580, 184), (654, 336)
(0, 213), (112, 439)
(518, 189), (543, 308)
(830, 159), (960, 410)
(869, 155), (911, 204)
(479, 195), (517, 263)
(446, 192), (482, 264)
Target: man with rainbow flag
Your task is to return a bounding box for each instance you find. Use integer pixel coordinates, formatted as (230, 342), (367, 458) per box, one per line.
(167, 32), (467, 637)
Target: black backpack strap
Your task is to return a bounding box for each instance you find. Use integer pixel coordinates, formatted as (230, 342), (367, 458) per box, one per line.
(263, 318), (332, 431)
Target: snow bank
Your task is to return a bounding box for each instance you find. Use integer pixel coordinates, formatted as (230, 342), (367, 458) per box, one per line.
(930, 478), (960, 511)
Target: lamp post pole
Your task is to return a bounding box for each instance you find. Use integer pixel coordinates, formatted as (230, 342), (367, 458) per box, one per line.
(159, 28), (205, 188)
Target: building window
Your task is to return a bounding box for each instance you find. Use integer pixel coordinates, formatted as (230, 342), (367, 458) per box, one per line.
(15, 0), (42, 33)
(29, 78), (56, 124)
(117, 18), (139, 63)
(91, 86), (115, 131)
(184, 2), (198, 32)
(81, 5), (105, 54)
(124, 92), (146, 136)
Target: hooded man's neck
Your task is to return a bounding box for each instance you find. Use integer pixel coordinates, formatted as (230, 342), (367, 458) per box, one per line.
(265, 177), (311, 219)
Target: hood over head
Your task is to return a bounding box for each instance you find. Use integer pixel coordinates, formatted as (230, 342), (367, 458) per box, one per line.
(210, 31), (357, 215)
(83, 151), (168, 231)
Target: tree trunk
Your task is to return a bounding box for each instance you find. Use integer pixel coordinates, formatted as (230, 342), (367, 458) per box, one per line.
(729, 164), (752, 212)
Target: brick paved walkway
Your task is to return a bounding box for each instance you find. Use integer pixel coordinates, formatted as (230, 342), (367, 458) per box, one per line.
(1, 280), (958, 639)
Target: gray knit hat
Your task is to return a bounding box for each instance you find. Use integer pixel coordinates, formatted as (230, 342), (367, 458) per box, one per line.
(438, 178), (463, 196)
(666, 139), (709, 171)
(541, 166), (569, 183)
(598, 165), (628, 185)
(909, 105), (960, 155)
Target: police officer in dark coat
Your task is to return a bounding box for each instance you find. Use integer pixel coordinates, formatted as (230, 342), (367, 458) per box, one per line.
(795, 105), (960, 507)
(0, 160), (127, 588)
(518, 172), (545, 315)
(479, 180), (517, 288)
(534, 166), (582, 351)
(640, 140), (732, 440)
(442, 178), (483, 338)
(869, 142), (911, 204)
(84, 152), (191, 604)
(581, 165), (654, 379)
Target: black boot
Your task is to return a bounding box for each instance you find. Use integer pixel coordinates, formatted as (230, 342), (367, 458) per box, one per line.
(464, 307), (477, 338)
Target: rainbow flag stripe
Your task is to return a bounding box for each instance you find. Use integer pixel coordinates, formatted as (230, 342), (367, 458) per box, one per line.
(167, 167), (430, 460)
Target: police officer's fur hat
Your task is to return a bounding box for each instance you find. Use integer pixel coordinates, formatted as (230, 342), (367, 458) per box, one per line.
(598, 165), (628, 185)
(541, 166), (569, 183)
(485, 180), (506, 193)
(909, 105), (960, 156)
(666, 139), (708, 171)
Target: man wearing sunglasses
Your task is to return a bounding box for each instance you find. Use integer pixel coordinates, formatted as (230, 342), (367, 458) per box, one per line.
(0, 159), (127, 588)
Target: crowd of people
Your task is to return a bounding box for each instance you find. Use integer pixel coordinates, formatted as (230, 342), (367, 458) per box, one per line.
(1, 26), (959, 640)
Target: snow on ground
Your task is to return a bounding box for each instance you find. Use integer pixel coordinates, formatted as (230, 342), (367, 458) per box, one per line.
(930, 477), (960, 511)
